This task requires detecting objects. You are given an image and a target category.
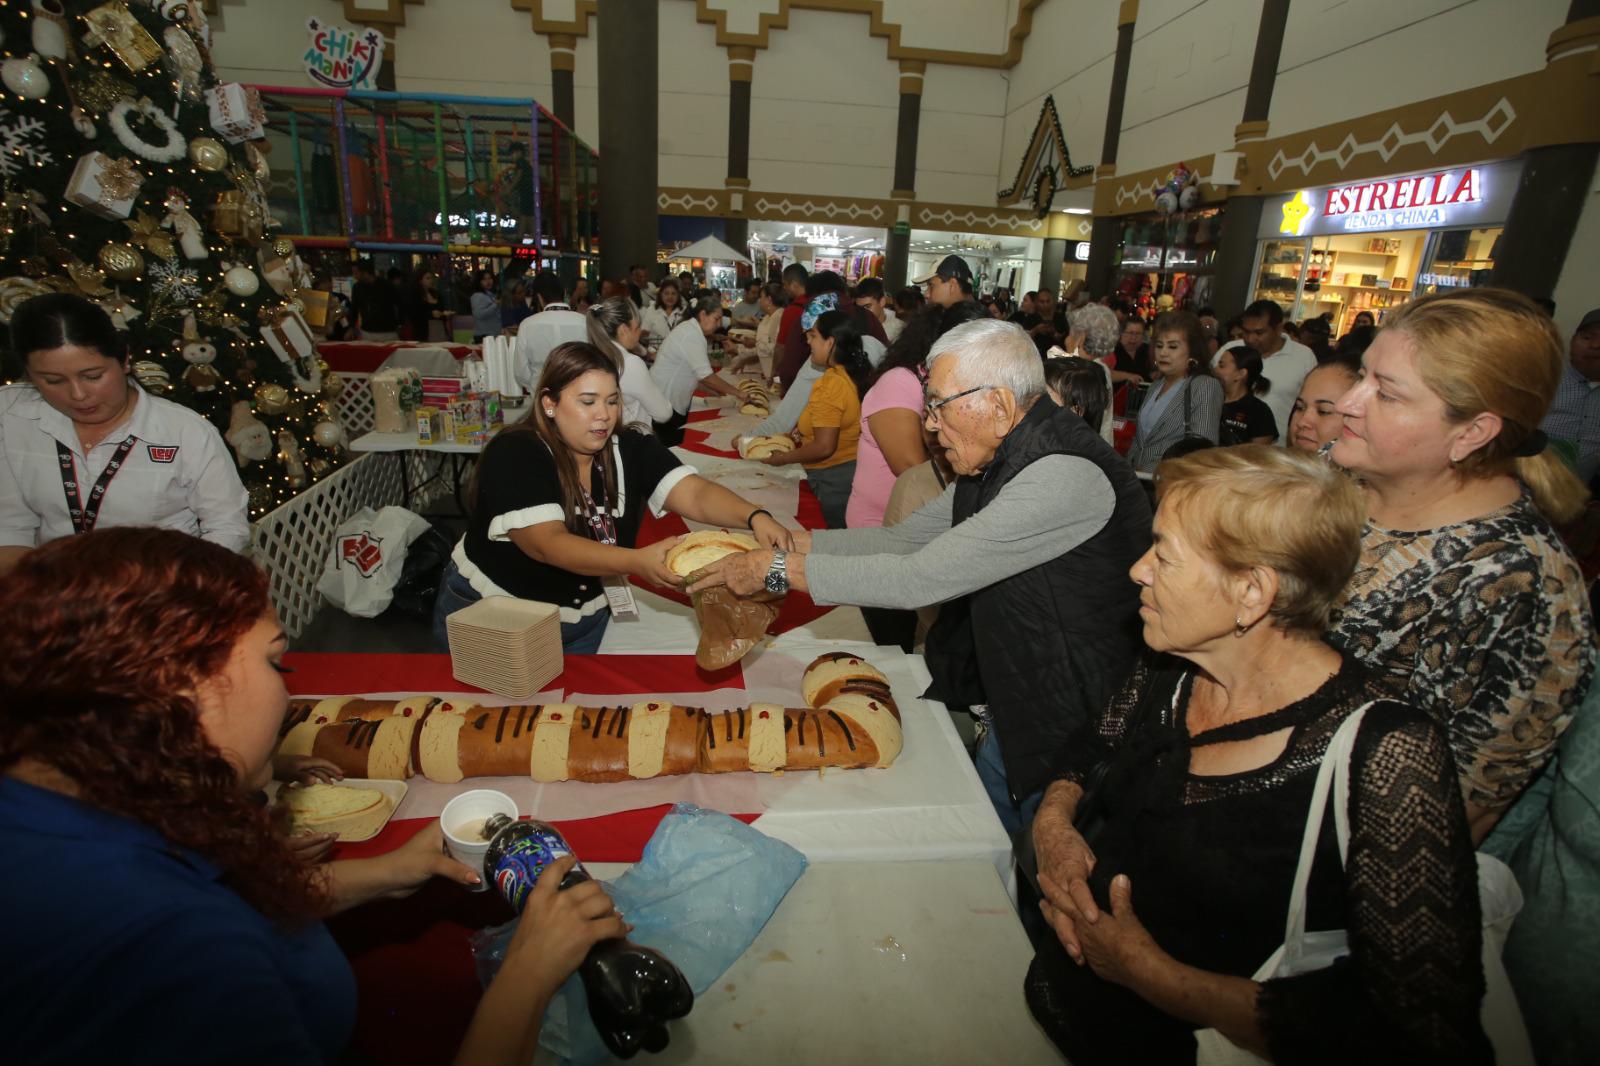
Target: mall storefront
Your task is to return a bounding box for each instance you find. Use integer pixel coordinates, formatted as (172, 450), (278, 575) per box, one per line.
(1249, 159), (1522, 332)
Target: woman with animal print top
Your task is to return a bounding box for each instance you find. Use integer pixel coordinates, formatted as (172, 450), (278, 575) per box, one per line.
(1324, 289), (1596, 844)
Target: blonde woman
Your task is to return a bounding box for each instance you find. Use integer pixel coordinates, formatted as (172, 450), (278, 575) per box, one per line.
(1327, 288), (1595, 843)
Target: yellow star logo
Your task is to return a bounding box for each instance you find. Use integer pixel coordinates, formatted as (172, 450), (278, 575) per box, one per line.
(1280, 191), (1313, 236)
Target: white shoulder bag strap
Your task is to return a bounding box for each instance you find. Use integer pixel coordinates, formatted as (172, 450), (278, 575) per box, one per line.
(1195, 704), (1371, 1066)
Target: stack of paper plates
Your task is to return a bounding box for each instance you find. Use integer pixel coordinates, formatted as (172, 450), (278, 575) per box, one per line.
(446, 596), (563, 698)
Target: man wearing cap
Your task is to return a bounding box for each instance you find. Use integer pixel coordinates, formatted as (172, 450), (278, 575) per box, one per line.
(917, 254), (976, 309)
(1540, 307), (1600, 482)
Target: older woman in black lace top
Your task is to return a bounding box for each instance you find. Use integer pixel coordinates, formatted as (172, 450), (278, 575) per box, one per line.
(1027, 446), (1488, 1065)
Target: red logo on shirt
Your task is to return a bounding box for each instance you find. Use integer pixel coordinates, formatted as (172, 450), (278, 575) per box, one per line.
(338, 532), (385, 577)
(146, 445), (179, 463)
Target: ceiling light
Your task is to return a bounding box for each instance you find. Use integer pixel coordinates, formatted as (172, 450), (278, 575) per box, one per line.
(1063, 208), (1091, 215)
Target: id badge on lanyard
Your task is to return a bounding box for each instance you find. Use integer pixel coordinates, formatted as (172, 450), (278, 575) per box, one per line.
(582, 487), (639, 621)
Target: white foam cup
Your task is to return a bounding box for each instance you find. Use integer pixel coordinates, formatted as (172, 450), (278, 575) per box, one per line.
(440, 789), (519, 892)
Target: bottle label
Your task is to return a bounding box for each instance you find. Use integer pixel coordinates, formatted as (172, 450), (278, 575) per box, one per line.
(489, 826), (577, 912)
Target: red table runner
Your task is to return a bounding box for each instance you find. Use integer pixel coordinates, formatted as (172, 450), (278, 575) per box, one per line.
(677, 407), (739, 459)
(286, 653), (757, 1065)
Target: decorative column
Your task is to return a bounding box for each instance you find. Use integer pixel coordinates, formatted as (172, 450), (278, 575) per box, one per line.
(1038, 212), (1076, 298)
(549, 33), (576, 130)
(724, 46), (755, 255)
(1210, 0), (1293, 315)
(1084, 0), (1138, 298)
(1489, 8), (1600, 298)
(597, 0), (658, 280)
(885, 60), (925, 290)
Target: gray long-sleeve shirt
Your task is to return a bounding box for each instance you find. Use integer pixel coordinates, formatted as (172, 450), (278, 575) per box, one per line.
(749, 359), (823, 438)
(805, 454), (1116, 610)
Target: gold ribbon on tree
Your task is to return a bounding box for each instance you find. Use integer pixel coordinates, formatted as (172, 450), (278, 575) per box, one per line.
(123, 209), (176, 261)
(94, 157), (144, 211)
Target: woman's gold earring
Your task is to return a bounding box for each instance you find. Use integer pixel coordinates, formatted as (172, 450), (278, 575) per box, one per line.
(1234, 617), (1248, 637)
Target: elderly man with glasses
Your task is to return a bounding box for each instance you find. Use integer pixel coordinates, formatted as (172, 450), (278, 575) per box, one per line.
(690, 319), (1152, 837)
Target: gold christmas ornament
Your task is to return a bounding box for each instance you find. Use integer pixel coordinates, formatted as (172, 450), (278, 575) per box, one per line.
(246, 482), (274, 514)
(74, 69), (137, 114)
(187, 136), (227, 172)
(271, 236), (296, 259)
(0, 276), (51, 324)
(308, 458), (332, 480)
(252, 382), (290, 414)
(244, 140), (271, 181)
(82, 1), (164, 74)
(321, 370), (345, 399)
(96, 241), (144, 281)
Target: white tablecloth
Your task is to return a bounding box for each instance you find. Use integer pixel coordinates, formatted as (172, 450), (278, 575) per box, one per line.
(551, 860), (1062, 1065)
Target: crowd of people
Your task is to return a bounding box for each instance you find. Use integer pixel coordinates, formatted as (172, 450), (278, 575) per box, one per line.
(1, 250), (1597, 1064)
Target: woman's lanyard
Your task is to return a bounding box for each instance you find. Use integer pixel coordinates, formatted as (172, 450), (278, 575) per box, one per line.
(579, 458), (618, 545)
(56, 437), (137, 535)
(578, 455), (641, 620)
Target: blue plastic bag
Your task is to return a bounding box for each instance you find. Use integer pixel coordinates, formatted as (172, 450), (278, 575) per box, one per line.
(469, 804), (807, 1065)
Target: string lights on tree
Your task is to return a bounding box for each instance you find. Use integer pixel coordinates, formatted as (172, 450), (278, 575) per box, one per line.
(0, 0), (347, 518)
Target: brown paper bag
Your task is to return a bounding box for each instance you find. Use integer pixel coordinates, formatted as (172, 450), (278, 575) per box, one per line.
(690, 586), (781, 670)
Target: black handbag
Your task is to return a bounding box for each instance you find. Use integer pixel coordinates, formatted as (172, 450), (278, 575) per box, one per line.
(1162, 376), (1215, 461)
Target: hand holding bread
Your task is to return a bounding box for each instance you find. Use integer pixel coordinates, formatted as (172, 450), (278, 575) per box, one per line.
(632, 535), (686, 590)
(684, 548), (771, 598)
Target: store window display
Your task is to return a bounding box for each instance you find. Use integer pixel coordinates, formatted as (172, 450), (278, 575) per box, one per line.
(1113, 206), (1225, 316)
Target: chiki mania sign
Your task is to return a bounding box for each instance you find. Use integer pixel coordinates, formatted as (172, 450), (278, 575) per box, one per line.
(304, 19), (384, 91)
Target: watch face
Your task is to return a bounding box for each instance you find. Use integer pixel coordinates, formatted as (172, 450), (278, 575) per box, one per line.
(764, 572), (787, 594)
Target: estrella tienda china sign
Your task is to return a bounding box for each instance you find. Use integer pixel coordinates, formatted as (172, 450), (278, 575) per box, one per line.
(304, 18), (383, 91)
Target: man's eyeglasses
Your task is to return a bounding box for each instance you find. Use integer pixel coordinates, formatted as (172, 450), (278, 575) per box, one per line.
(923, 384), (994, 425)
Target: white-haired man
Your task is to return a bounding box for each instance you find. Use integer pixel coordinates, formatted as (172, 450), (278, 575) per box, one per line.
(691, 320), (1152, 836)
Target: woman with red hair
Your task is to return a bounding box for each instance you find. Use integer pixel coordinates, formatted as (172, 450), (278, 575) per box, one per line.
(0, 528), (626, 1064)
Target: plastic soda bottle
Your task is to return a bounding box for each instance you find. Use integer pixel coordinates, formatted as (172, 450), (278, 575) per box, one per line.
(481, 814), (694, 1058)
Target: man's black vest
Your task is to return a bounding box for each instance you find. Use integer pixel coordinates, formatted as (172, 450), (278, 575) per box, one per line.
(926, 400), (1151, 801)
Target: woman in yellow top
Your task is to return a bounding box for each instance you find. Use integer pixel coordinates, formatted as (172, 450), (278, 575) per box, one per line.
(760, 309), (869, 528)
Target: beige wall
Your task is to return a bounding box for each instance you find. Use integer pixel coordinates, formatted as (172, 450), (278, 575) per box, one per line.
(208, 0), (1580, 220)
(999, 0), (1573, 190)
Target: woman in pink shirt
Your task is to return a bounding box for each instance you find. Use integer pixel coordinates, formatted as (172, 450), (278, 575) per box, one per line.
(846, 303), (984, 528)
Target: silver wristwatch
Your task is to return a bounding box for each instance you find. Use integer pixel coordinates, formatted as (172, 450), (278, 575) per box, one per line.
(764, 549), (790, 595)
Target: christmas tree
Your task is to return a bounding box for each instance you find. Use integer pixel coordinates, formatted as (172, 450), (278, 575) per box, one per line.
(0, 0), (348, 519)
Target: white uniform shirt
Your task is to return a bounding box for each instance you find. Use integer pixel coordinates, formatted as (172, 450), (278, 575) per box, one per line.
(513, 303), (588, 391)
(649, 320), (714, 415)
(611, 340), (673, 428)
(1219, 336), (1318, 442)
(640, 304), (685, 345)
(0, 382), (250, 551)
